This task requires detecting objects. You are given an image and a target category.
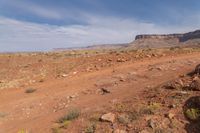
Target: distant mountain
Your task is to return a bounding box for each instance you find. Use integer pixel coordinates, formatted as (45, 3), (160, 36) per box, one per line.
(53, 43), (129, 51)
(131, 29), (200, 48)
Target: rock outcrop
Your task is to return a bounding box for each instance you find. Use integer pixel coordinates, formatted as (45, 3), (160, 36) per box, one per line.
(132, 30), (200, 49)
(135, 30), (200, 42)
(179, 30), (200, 42)
(135, 34), (183, 41)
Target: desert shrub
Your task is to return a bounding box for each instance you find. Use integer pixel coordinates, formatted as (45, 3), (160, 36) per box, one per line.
(25, 88), (36, 93)
(148, 103), (161, 111)
(139, 103), (160, 116)
(117, 110), (139, 124)
(128, 110), (140, 121)
(118, 114), (130, 124)
(52, 127), (61, 133)
(185, 108), (200, 120)
(89, 113), (101, 122)
(17, 129), (28, 133)
(183, 96), (200, 121)
(114, 103), (127, 112)
(183, 96), (200, 133)
(154, 128), (164, 133)
(60, 120), (71, 129)
(59, 108), (80, 123)
(170, 46), (180, 51)
(139, 107), (154, 115)
(84, 123), (96, 133)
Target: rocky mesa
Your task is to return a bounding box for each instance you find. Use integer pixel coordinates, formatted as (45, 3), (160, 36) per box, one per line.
(131, 29), (200, 48)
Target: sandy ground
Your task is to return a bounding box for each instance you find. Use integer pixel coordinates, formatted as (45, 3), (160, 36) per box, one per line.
(0, 49), (200, 133)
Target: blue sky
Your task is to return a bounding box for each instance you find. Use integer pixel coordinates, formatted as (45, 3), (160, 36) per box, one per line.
(0, 0), (200, 51)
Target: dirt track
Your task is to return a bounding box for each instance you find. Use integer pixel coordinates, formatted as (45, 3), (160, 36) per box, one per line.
(0, 50), (200, 133)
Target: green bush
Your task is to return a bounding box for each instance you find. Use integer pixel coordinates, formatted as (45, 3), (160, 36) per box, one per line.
(60, 120), (71, 129)
(185, 108), (200, 120)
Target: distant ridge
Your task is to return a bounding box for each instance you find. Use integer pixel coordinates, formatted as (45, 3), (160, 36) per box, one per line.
(53, 43), (129, 51)
(53, 29), (200, 51)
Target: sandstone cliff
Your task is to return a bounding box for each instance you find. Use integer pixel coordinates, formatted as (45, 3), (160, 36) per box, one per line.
(131, 30), (200, 48)
(135, 34), (183, 41)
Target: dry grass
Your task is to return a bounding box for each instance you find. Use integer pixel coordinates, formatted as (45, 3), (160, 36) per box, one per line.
(59, 108), (80, 123)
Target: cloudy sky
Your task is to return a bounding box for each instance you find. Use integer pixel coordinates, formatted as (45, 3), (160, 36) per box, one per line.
(0, 0), (200, 52)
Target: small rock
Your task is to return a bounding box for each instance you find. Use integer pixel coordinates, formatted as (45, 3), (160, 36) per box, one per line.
(73, 71), (77, 75)
(86, 67), (93, 72)
(179, 74), (185, 78)
(0, 80), (5, 83)
(140, 130), (150, 133)
(152, 53), (157, 57)
(111, 123), (118, 129)
(156, 66), (163, 71)
(146, 55), (151, 58)
(62, 74), (68, 77)
(119, 78), (126, 82)
(161, 118), (171, 128)
(127, 124), (133, 128)
(171, 68), (177, 71)
(168, 104), (176, 109)
(190, 76), (200, 91)
(148, 119), (157, 129)
(128, 72), (137, 75)
(114, 129), (127, 133)
(193, 76), (199, 81)
(70, 95), (76, 99)
(177, 79), (184, 87)
(165, 81), (182, 90)
(101, 88), (111, 95)
(98, 59), (102, 61)
(117, 58), (126, 62)
(195, 64), (200, 75)
(101, 113), (115, 123)
(167, 113), (175, 119)
(180, 91), (188, 94)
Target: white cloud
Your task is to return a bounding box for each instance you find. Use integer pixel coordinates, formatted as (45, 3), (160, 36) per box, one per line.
(3, 0), (62, 20)
(0, 14), (199, 52)
(26, 4), (62, 20)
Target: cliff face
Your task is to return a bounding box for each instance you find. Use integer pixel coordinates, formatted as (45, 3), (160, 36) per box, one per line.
(132, 30), (200, 48)
(179, 30), (200, 42)
(135, 30), (200, 42)
(135, 34), (183, 40)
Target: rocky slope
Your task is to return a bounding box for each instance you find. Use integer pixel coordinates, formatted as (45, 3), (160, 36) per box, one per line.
(131, 30), (200, 49)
